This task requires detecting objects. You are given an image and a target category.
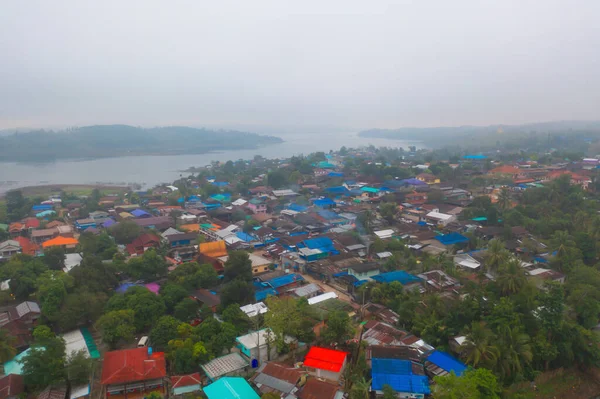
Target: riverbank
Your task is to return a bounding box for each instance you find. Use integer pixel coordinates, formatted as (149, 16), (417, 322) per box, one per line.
(1, 184), (130, 198)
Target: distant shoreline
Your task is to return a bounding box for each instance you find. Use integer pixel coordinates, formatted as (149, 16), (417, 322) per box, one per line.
(0, 184), (130, 198)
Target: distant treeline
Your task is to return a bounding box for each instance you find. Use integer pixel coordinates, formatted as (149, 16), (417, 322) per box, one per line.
(0, 125), (283, 162)
(359, 120), (600, 152)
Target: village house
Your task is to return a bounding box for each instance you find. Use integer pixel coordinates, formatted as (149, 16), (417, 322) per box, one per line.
(200, 352), (250, 382)
(0, 240), (21, 260)
(249, 362), (304, 397)
(303, 346), (348, 381)
(171, 373), (202, 397)
(101, 347), (166, 398)
(416, 173), (440, 185)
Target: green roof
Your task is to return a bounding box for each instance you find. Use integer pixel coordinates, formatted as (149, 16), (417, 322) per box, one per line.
(204, 377), (259, 399)
(0, 224), (8, 231)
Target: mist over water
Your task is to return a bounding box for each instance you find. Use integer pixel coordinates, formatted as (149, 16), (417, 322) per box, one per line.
(0, 131), (421, 194)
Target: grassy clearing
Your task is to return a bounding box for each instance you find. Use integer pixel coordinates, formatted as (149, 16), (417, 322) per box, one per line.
(506, 368), (600, 399)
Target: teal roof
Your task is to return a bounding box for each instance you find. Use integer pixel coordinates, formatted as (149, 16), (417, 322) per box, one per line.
(471, 217), (487, 221)
(4, 347), (45, 375)
(361, 187), (380, 193)
(204, 377), (259, 399)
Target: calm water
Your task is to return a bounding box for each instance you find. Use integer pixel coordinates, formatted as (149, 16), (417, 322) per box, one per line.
(0, 131), (420, 194)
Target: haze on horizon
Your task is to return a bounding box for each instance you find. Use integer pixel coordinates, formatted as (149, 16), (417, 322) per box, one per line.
(1, 0), (600, 131)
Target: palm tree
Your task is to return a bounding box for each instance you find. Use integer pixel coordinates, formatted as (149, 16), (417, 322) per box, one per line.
(349, 378), (371, 399)
(550, 230), (575, 258)
(497, 327), (533, 380)
(497, 187), (512, 211)
(485, 239), (509, 273)
(497, 258), (526, 296)
(461, 322), (500, 369)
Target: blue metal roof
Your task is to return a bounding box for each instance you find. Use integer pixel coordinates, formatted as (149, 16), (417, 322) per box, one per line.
(463, 154), (488, 160)
(302, 237), (335, 251)
(371, 271), (421, 285)
(426, 350), (467, 376)
(235, 231), (256, 242)
(313, 198), (336, 207)
(328, 172), (344, 177)
(287, 203), (308, 212)
(131, 209), (150, 217)
(324, 186), (349, 194)
(371, 358), (430, 394)
(32, 205), (53, 211)
(435, 232), (469, 245)
(255, 287), (278, 301)
(267, 273), (304, 289)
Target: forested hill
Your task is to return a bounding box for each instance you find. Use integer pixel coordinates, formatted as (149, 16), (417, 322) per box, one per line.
(0, 125), (283, 161)
(359, 120), (600, 149)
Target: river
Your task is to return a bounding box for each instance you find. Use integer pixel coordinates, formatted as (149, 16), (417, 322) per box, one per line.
(0, 131), (420, 194)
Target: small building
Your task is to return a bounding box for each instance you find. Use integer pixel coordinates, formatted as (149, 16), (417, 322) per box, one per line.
(418, 270), (460, 292)
(303, 346), (348, 381)
(42, 236), (78, 249)
(371, 271), (422, 290)
(240, 302), (268, 317)
(74, 219), (96, 231)
(31, 228), (58, 244)
(201, 353), (250, 382)
(416, 173), (440, 185)
(236, 329), (282, 364)
(191, 289), (221, 312)
(37, 385), (67, 399)
(297, 378), (341, 399)
(0, 240), (21, 260)
(125, 233), (161, 256)
(100, 347), (166, 398)
(63, 253), (83, 273)
(250, 362), (303, 397)
(0, 374), (24, 399)
(171, 373), (202, 397)
(425, 211), (456, 227)
(424, 350), (467, 377)
(248, 198), (267, 214)
(371, 358), (430, 398)
(287, 283), (321, 299)
(347, 262), (380, 281)
(453, 253), (481, 271)
(204, 377), (259, 399)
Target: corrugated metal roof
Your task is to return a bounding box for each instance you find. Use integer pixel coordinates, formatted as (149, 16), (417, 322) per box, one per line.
(252, 373), (295, 394)
(201, 353), (249, 380)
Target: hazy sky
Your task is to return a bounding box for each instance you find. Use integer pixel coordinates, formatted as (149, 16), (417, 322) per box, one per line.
(1, 0), (600, 130)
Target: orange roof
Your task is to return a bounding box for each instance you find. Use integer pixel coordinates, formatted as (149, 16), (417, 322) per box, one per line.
(199, 240), (227, 258)
(13, 237), (39, 255)
(489, 165), (520, 175)
(8, 223), (23, 232)
(42, 236), (78, 248)
(180, 223), (200, 232)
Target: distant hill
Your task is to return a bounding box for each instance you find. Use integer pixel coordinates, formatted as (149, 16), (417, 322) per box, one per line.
(359, 120), (600, 148)
(0, 125), (283, 162)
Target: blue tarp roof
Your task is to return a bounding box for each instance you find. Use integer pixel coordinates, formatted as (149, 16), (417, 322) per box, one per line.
(303, 237), (334, 250)
(255, 288), (278, 301)
(211, 181), (229, 187)
(102, 218), (116, 228)
(268, 273), (304, 288)
(317, 210), (340, 220)
(463, 154), (488, 160)
(177, 197), (185, 203)
(417, 221), (427, 226)
(131, 209), (150, 217)
(32, 205), (53, 211)
(435, 232), (469, 245)
(324, 186), (349, 194)
(313, 198), (336, 207)
(426, 351), (467, 376)
(287, 203), (308, 212)
(188, 195), (201, 201)
(116, 283), (141, 293)
(235, 231), (256, 242)
(371, 358), (430, 394)
(371, 271), (421, 285)
(328, 172), (344, 177)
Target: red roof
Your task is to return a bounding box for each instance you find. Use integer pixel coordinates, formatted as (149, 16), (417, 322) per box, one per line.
(0, 374), (24, 399)
(303, 347), (348, 372)
(101, 347), (166, 385)
(171, 373), (201, 389)
(23, 218), (40, 229)
(489, 165), (520, 175)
